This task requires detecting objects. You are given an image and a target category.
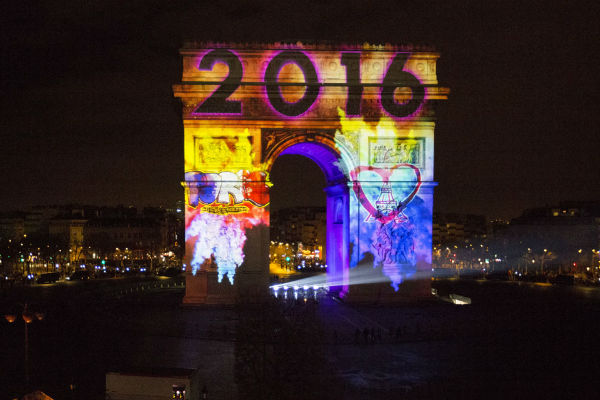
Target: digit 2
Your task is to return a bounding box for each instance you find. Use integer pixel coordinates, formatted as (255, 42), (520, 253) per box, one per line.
(193, 49), (243, 114)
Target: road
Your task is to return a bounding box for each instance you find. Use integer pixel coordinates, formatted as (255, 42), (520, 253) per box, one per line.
(2, 278), (600, 399)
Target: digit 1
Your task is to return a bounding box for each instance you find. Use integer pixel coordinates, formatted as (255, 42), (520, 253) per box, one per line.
(380, 53), (425, 118)
(340, 52), (362, 115)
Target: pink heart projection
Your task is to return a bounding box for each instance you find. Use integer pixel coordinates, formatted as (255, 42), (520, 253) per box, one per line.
(350, 164), (422, 224)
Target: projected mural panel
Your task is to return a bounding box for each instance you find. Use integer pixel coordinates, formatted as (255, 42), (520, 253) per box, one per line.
(333, 112), (431, 290)
(369, 138), (425, 167)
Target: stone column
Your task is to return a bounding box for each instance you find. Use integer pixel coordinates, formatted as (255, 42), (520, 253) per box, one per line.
(182, 175), (270, 305)
(324, 183), (350, 296)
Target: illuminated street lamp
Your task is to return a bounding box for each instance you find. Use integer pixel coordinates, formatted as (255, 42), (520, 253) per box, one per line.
(4, 303), (45, 387)
(537, 249), (552, 276)
(592, 249), (599, 283)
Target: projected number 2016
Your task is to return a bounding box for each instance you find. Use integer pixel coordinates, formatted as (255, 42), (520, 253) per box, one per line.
(193, 49), (424, 117)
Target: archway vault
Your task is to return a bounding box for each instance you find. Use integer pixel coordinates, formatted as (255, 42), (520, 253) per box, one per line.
(174, 42), (448, 304)
(268, 132), (352, 296)
(263, 129), (348, 184)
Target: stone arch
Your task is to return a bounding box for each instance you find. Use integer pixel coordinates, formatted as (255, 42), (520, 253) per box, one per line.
(266, 134), (352, 294)
(174, 42), (447, 304)
(264, 131), (347, 183)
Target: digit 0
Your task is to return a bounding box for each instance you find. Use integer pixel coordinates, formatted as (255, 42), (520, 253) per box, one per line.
(264, 51), (320, 116)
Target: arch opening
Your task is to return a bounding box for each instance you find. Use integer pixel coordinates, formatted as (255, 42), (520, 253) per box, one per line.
(268, 141), (350, 295)
(269, 155), (326, 283)
(276, 142), (345, 185)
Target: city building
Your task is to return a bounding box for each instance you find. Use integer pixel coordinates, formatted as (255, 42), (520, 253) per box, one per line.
(270, 207), (326, 259)
(0, 214), (25, 240)
(0, 204), (184, 276)
(105, 368), (201, 400)
(501, 201), (600, 271)
(48, 218), (87, 263)
(433, 213), (488, 246)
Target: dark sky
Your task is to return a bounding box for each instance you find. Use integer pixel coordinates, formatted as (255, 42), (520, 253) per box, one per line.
(1, 0), (598, 218)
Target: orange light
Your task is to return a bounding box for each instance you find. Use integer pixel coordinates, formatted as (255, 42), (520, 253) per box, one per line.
(4, 314), (16, 323)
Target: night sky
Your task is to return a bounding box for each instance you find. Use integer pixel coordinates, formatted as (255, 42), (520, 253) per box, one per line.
(2, 1), (598, 218)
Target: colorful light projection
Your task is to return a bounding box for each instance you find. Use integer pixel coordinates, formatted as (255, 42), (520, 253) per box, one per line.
(184, 132), (269, 283)
(179, 44), (441, 121)
(335, 111), (432, 290)
(178, 44), (440, 294)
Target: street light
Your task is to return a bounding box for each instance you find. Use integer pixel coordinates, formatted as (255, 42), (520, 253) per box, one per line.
(539, 249), (553, 278)
(4, 303), (44, 387)
(592, 249), (599, 283)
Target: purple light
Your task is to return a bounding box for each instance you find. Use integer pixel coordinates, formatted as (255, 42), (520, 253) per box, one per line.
(278, 142), (345, 183)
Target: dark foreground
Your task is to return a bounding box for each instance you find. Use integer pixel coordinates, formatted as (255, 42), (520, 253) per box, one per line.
(1, 278), (599, 399)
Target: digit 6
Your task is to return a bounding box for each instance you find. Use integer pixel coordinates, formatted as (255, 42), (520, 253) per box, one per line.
(380, 54), (424, 118)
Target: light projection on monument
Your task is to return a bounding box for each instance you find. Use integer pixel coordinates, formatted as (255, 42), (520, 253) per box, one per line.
(180, 44), (438, 293)
(333, 111), (431, 290)
(184, 133), (269, 283)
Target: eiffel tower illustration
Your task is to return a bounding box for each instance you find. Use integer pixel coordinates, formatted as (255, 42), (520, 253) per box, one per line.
(375, 183), (396, 216)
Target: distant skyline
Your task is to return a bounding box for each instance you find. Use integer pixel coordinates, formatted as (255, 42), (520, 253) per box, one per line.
(2, 1), (598, 218)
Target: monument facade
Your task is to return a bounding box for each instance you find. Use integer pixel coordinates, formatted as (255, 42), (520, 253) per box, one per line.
(173, 42), (448, 304)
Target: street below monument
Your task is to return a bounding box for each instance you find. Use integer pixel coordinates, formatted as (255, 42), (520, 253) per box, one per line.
(2, 277), (599, 399)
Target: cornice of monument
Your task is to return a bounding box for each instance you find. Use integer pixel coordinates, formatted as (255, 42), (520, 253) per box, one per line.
(180, 40), (438, 54)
